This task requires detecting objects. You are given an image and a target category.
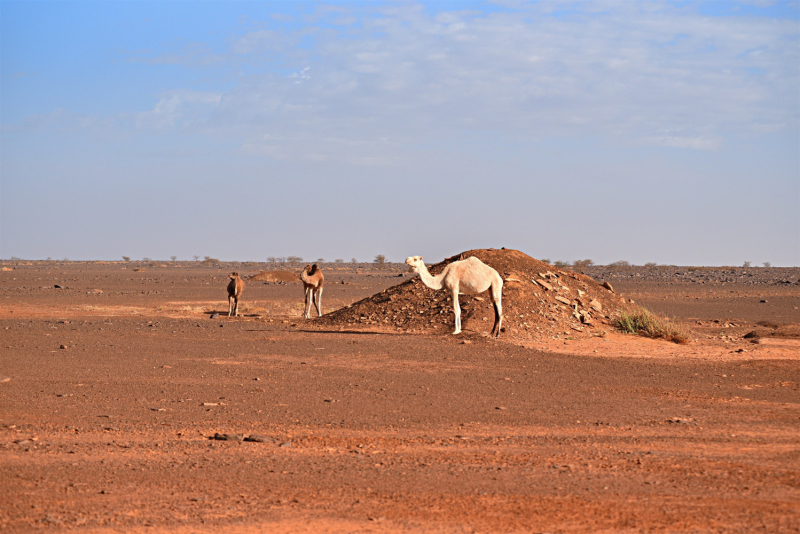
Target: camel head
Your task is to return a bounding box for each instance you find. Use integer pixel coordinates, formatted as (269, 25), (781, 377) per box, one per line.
(229, 272), (240, 280)
(405, 256), (424, 272)
(304, 264), (319, 275)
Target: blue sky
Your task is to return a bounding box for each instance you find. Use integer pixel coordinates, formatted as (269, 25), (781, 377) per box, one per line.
(1, 0), (798, 266)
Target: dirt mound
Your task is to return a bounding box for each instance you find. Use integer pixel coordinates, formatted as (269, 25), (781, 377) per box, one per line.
(320, 248), (625, 340)
(249, 270), (300, 283)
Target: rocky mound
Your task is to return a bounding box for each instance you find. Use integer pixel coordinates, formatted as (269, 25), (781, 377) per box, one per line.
(320, 248), (626, 340)
(249, 270), (300, 283)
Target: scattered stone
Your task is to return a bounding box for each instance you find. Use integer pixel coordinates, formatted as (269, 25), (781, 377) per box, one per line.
(760, 300), (767, 303)
(589, 299), (602, 312)
(538, 280), (553, 291)
(555, 296), (572, 306)
(150, 408), (165, 412)
(211, 433), (244, 441)
(743, 331), (759, 339)
(495, 406), (508, 410)
(460, 340), (472, 344)
(603, 281), (614, 292)
(202, 402), (218, 406)
(161, 365), (171, 369)
(244, 435), (271, 443)
(53, 284), (62, 289)
(14, 439), (30, 445)
(209, 313), (219, 319)
(279, 441), (292, 448)
(0, 376), (10, 383)
(59, 344), (68, 350)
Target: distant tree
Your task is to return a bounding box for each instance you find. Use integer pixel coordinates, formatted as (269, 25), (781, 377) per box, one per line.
(610, 260), (630, 267)
(763, 261), (771, 268)
(374, 254), (387, 264)
(742, 261), (751, 268)
(267, 257), (277, 264)
(335, 259), (344, 263)
(62, 257), (69, 261)
(122, 256), (130, 262)
(286, 256), (303, 264)
(317, 258), (325, 263)
(170, 256), (177, 262)
(644, 262), (657, 268)
(351, 258), (358, 264)
(143, 257), (151, 262)
(573, 259), (593, 269)
(540, 258), (551, 264)
(193, 255), (199, 262)
(11, 256), (21, 261)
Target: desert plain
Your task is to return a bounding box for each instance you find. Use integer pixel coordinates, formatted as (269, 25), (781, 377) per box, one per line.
(1, 258), (799, 533)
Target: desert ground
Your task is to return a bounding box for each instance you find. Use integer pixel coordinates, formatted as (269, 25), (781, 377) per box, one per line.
(1, 259), (799, 533)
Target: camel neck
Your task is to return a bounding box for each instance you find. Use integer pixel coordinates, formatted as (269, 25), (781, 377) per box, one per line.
(416, 263), (444, 290)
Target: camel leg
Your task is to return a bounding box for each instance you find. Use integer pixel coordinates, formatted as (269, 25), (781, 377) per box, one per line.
(304, 287), (311, 319)
(452, 289), (462, 335)
(233, 297), (239, 317)
(315, 287), (323, 317)
(228, 296), (234, 317)
(490, 283), (503, 337)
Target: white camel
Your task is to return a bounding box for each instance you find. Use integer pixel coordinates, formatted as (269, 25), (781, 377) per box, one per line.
(300, 264), (324, 318)
(405, 255), (503, 337)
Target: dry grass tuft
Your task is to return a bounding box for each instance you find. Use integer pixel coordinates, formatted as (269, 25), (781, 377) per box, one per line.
(613, 307), (691, 344)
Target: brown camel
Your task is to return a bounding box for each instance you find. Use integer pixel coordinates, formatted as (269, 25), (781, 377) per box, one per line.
(405, 255), (503, 337)
(227, 272), (245, 317)
(300, 264), (324, 318)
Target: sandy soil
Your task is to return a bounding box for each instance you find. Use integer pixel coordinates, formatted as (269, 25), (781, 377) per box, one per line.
(1, 262), (799, 533)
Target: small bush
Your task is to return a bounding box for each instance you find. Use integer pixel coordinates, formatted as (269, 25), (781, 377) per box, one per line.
(573, 259), (593, 269)
(763, 262), (771, 268)
(613, 307), (690, 344)
(553, 260), (569, 268)
(122, 256), (130, 262)
(742, 261), (751, 268)
(374, 254), (387, 264)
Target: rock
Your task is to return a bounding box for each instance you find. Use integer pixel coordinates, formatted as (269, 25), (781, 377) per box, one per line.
(211, 433), (244, 441)
(742, 331), (759, 339)
(60, 344), (68, 350)
(555, 296), (572, 305)
(603, 282), (614, 292)
(577, 290), (585, 297)
(53, 284), (62, 289)
(760, 300), (767, 303)
(209, 313), (219, 319)
(589, 299), (602, 312)
(460, 340), (472, 344)
(279, 441), (292, 448)
(202, 402), (219, 406)
(244, 435), (271, 443)
(0, 376), (10, 383)
(538, 280), (553, 291)
(495, 406), (508, 410)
